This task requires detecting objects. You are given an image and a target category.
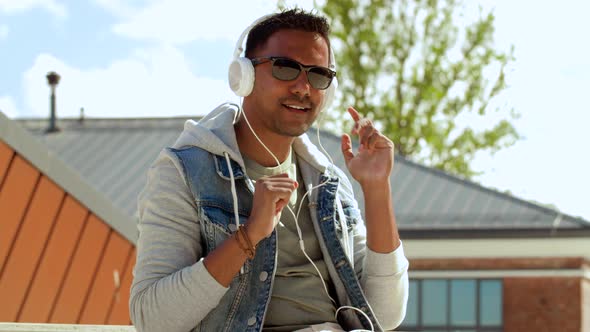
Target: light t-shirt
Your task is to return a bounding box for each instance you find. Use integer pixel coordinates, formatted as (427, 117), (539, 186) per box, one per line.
(242, 152), (338, 331)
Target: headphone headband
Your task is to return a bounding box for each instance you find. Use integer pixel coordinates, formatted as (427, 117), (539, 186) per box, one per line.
(228, 13), (337, 112)
(232, 14), (275, 61)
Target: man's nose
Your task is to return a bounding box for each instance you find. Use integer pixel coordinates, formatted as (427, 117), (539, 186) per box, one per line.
(289, 71), (311, 97)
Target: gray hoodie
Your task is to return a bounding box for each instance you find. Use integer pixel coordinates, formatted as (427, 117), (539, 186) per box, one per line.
(130, 103), (409, 332)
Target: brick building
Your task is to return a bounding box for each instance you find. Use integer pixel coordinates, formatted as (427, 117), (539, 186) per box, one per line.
(1, 111), (588, 331)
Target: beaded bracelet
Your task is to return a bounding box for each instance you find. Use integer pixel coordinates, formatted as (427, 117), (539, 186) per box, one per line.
(234, 226), (255, 259)
(239, 225), (256, 251)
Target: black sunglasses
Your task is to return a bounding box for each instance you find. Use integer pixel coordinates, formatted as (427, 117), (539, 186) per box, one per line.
(250, 56), (336, 90)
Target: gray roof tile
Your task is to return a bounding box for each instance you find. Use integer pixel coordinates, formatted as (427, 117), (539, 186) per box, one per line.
(16, 116), (590, 236)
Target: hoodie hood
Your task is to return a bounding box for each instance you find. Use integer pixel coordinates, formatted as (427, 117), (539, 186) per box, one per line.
(172, 102), (244, 167)
(172, 102), (334, 173)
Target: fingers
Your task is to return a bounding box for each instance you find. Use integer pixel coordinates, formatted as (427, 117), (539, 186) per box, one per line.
(368, 128), (390, 151)
(346, 106), (393, 152)
(347, 106), (361, 123)
(256, 174), (297, 206)
(341, 134), (354, 163)
(275, 199), (289, 214)
(359, 122), (378, 149)
(348, 108), (377, 148)
(263, 172), (292, 180)
(347, 107), (363, 136)
(258, 176), (298, 195)
(347, 106), (371, 134)
(248, 173), (298, 237)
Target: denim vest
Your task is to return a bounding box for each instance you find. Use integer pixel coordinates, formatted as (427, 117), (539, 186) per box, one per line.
(170, 146), (382, 332)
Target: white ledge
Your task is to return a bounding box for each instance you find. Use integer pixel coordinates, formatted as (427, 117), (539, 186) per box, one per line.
(0, 323), (136, 332)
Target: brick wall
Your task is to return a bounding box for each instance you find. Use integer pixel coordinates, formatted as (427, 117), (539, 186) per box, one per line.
(409, 257), (588, 331)
(410, 257), (586, 270)
(583, 279), (590, 332)
(504, 277), (581, 332)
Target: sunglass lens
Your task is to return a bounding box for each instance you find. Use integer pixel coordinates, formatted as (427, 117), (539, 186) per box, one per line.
(308, 68), (333, 90)
(272, 58), (301, 81)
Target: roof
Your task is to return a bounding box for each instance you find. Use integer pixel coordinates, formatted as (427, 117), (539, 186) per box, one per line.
(17, 116), (186, 220)
(1, 112), (137, 243)
(14, 113), (590, 238)
(0, 112), (134, 324)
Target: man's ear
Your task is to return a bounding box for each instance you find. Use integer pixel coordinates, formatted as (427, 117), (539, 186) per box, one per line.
(320, 78), (337, 112)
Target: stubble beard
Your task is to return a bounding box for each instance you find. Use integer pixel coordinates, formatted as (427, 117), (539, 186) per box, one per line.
(272, 109), (319, 137)
(273, 96), (320, 137)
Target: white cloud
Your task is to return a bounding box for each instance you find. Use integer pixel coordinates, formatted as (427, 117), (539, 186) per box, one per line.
(112, 0), (286, 44)
(22, 46), (238, 118)
(0, 0), (67, 18)
(0, 24), (8, 39)
(0, 96), (19, 118)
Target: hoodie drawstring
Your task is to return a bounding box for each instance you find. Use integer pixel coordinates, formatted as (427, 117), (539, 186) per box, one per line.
(224, 152), (243, 274)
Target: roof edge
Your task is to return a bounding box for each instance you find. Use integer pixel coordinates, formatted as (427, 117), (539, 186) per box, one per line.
(392, 154), (590, 227)
(14, 115), (195, 121)
(316, 126), (590, 227)
(0, 111), (137, 244)
(400, 227), (590, 239)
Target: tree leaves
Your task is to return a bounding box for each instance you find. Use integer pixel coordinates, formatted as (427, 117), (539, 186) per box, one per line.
(319, 0), (520, 178)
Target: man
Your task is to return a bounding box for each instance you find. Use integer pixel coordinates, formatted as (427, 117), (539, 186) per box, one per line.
(130, 9), (408, 332)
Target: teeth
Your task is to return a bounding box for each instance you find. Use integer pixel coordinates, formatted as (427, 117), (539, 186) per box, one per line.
(286, 105), (306, 110)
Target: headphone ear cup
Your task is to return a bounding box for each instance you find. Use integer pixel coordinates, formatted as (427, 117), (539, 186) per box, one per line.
(228, 57), (256, 97)
(320, 76), (337, 112)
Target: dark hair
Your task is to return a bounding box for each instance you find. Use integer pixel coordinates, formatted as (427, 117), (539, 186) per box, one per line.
(244, 8), (331, 59)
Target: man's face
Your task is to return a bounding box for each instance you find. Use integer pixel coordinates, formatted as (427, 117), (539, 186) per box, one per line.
(244, 29), (331, 137)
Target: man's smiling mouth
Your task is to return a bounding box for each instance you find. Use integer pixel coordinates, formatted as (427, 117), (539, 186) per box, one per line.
(283, 104), (311, 112)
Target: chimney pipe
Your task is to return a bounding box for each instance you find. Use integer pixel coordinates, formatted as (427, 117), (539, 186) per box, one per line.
(79, 107), (85, 124)
(46, 71), (61, 133)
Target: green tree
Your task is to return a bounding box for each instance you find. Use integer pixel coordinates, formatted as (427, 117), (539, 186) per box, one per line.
(318, 0), (519, 178)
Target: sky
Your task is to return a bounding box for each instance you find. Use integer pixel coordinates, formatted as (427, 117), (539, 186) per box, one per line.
(0, 0), (588, 222)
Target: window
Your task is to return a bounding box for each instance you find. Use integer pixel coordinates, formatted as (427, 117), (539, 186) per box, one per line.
(398, 279), (502, 332)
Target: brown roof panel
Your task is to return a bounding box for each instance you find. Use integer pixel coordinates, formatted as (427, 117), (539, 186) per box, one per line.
(79, 232), (133, 324)
(49, 215), (110, 323)
(18, 196), (88, 322)
(0, 156), (40, 272)
(1, 112), (137, 243)
(0, 140), (14, 185)
(107, 248), (135, 325)
(0, 176), (64, 321)
(1, 113), (135, 325)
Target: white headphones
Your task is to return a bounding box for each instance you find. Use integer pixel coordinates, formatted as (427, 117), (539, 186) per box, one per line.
(228, 14), (338, 113)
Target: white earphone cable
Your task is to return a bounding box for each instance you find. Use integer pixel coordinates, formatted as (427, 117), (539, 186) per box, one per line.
(335, 306), (374, 332)
(240, 105), (335, 303)
(229, 15), (373, 328)
(224, 151), (244, 274)
(239, 104), (375, 332)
